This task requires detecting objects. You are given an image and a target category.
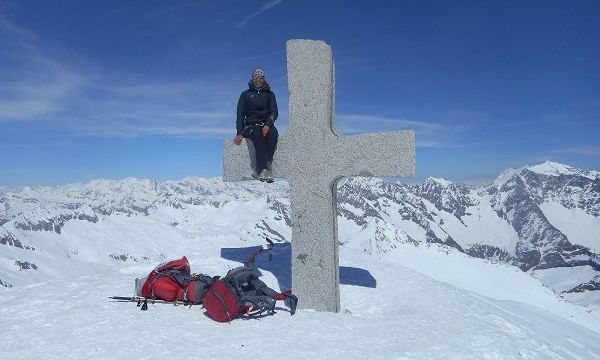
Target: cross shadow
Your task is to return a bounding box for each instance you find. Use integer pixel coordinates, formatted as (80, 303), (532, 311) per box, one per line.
(220, 242), (377, 290)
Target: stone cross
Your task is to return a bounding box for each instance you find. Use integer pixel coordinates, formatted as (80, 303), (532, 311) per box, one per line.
(223, 39), (415, 312)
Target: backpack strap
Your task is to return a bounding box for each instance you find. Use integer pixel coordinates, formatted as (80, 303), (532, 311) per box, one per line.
(246, 279), (298, 315)
(238, 295), (276, 318)
(244, 238), (274, 270)
(250, 278), (279, 298)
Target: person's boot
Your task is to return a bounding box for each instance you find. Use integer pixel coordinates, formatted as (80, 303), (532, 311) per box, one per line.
(259, 169), (273, 183)
(265, 161), (274, 182)
(266, 169), (274, 182)
(252, 169), (261, 180)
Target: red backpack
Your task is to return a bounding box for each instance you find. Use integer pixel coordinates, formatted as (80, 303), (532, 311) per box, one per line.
(138, 256), (215, 304)
(140, 256), (190, 301)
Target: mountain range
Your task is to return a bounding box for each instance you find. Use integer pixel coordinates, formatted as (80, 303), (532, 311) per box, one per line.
(1, 160), (598, 309)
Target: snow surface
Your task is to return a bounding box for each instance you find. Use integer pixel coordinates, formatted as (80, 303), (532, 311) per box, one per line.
(539, 201), (600, 252)
(427, 195), (520, 255)
(2, 167), (600, 358)
(374, 242), (600, 333)
(533, 266), (598, 292)
(2, 244), (600, 360)
(565, 290), (600, 312)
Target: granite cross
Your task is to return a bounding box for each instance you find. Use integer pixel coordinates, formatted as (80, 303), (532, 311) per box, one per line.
(223, 39), (415, 312)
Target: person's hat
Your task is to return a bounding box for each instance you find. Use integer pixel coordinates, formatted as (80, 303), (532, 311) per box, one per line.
(252, 67), (265, 78)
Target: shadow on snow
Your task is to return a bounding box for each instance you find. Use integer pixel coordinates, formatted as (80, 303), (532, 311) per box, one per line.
(220, 242), (377, 291)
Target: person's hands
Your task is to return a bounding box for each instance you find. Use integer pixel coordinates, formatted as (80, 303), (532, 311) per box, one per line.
(234, 135), (243, 145)
(262, 125), (269, 137)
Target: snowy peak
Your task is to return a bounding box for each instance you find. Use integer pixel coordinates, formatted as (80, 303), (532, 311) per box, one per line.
(490, 167), (521, 188)
(490, 161), (598, 189)
(417, 177), (476, 219)
(526, 160), (594, 178)
(424, 177), (453, 187)
(488, 161), (600, 214)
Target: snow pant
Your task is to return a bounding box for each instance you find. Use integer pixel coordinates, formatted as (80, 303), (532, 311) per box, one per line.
(242, 125), (278, 172)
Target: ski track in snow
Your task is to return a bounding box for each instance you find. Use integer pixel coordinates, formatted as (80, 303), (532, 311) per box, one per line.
(1, 248), (600, 360)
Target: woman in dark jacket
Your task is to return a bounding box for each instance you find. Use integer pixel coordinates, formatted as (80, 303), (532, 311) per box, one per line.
(234, 67), (278, 182)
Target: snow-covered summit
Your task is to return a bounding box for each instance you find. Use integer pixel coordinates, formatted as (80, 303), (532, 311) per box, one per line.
(528, 160), (597, 179)
(424, 177), (453, 186)
(492, 161), (598, 188)
(528, 160), (575, 176)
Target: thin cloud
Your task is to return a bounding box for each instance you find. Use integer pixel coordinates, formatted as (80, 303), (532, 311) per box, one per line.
(335, 113), (468, 148)
(0, 11), (35, 40)
(0, 69), (87, 121)
(0, 15), (88, 122)
(64, 80), (241, 138)
(0, 14), (246, 139)
(554, 146), (600, 157)
(0, 144), (27, 148)
(229, 50), (285, 64)
(462, 178), (494, 187)
(336, 114), (459, 133)
(236, 0), (283, 28)
(59, 106), (236, 139)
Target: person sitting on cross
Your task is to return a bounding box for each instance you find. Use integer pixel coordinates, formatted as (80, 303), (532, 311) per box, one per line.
(234, 67), (279, 183)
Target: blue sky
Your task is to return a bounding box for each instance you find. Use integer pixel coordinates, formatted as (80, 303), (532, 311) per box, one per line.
(0, 1), (598, 187)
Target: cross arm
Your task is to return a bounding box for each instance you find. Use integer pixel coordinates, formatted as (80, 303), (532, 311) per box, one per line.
(223, 139), (257, 182)
(334, 130), (415, 178)
(223, 139), (285, 181)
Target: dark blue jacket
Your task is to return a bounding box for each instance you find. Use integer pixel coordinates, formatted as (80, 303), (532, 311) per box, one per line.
(236, 81), (278, 136)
